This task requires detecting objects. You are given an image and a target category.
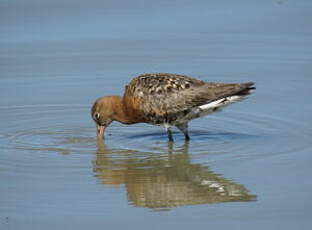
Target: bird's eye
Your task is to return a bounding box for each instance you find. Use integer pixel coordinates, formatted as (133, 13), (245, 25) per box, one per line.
(93, 112), (100, 121)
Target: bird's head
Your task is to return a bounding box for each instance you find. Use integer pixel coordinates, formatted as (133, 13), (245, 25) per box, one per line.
(91, 96), (115, 139)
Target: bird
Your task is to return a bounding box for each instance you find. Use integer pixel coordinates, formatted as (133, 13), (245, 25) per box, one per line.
(91, 73), (255, 141)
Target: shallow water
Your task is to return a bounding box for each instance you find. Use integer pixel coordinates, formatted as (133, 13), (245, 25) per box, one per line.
(1, 0), (312, 229)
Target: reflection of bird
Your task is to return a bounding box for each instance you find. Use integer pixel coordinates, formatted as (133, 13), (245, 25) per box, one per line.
(91, 73), (255, 141)
(94, 141), (256, 210)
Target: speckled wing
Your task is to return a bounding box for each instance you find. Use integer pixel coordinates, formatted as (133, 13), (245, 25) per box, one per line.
(123, 73), (253, 124)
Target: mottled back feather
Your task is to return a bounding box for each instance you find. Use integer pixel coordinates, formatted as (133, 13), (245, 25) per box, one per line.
(123, 73), (254, 124)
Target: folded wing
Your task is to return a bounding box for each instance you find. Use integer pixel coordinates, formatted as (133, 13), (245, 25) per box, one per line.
(124, 73), (255, 123)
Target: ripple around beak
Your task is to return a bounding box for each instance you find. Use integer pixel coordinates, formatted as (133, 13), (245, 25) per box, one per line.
(96, 125), (105, 139)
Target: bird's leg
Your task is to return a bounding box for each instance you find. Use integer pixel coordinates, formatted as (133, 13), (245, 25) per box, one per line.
(176, 123), (190, 141)
(167, 129), (174, 142)
(165, 125), (174, 142)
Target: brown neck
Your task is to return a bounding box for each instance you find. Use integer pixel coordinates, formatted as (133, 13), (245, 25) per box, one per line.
(110, 96), (137, 124)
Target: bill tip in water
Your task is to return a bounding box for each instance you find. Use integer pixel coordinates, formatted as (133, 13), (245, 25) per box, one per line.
(96, 125), (106, 139)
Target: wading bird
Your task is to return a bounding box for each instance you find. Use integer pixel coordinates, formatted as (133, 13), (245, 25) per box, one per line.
(91, 73), (255, 141)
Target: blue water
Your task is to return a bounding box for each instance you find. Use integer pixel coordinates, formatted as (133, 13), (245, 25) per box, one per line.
(1, 0), (312, 229)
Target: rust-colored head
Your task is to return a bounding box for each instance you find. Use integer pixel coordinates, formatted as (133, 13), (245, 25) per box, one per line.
(91, 95), (139, 139)
(91, 96), (117, 139)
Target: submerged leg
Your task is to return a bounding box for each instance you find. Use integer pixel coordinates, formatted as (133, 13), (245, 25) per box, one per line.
(165, 125), (174, 142)
(176, 123), (190, 141)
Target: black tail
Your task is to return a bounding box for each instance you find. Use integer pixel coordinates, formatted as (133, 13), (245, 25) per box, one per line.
(236, 82), (256, 96)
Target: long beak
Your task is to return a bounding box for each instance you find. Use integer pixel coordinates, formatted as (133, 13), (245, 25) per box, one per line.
(96, 124), (106, 139)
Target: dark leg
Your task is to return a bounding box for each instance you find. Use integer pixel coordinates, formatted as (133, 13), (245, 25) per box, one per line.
(166, 126), (174, 142)
(176, 123), (190, 141)
(184, 133), (190, 141)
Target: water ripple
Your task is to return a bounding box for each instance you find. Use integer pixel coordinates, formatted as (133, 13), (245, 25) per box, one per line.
(0, 104), (310, 162)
